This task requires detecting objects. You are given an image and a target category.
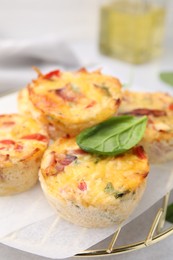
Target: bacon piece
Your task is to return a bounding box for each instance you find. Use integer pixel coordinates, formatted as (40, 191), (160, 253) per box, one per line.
(54, 86), (77, 102)
(0, 140), (15, 145)
(58, 154), (77, 166)
(55, 154), (77, 173)
(133, 146), (146, 159)
(121, 108), (166, 117)
(85, 100), (96, 108)
(78, 181), (87, 191)
(44, 70), (61, 80)
(115, 98), (121, 106)
(21, 134), (48, 142)
(45, 153), (77, 176)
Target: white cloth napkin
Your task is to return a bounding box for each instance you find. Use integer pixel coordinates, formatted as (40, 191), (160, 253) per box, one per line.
(0, 35), (80, 94)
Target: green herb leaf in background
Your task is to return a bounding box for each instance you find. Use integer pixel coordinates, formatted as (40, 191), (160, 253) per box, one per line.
(166, 203), (173, 223)
(76, 115), (147, 156)
(160, 72), (173, 87)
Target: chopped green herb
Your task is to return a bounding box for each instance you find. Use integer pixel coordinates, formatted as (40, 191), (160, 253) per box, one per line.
(104, 182), (115, 194)
(160, 72), (173, 87)
(114, 191), (127, 199)
(94, 84), (111, 96)
(166, 203), (173, 223)
(104, 182), (128, 199)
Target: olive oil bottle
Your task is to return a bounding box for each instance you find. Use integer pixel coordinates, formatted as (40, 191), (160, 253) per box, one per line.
(99, 0), (166, 64)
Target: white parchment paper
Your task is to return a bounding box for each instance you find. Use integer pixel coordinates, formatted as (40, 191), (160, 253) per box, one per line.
(0, 93), (56, 238)
(0, 93), (173, 258)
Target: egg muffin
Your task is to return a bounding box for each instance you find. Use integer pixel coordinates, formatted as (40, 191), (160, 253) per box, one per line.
(18, 88), (59, 140)
(27, 69), (122, 138)
(119, 90), (173, 163)
(0, 114), (49, 196)
(39, 137), (149, 228)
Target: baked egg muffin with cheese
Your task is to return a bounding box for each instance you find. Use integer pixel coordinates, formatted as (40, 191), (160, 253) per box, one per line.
(39, 137), (149, 228)
(119, 90), (173, 163)
(0, 114), (49, 196)
(18, 87), (59, 140)
(27, 69), (122, 138)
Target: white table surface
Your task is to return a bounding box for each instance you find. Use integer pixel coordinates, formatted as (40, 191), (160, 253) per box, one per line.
(0, 38), (173, 259)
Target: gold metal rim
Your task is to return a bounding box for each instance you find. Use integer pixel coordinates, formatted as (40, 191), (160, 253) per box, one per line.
(75, 192), (173, 257)
(75, 225), (173, 257)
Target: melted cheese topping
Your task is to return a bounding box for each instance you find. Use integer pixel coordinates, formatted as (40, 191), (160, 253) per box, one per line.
(0, 114), (49, 166)
(41, 138), (149, 208)
(119, 91), (173, 114)
(119, 91), (173, 142)
(28, 70), (122, 126)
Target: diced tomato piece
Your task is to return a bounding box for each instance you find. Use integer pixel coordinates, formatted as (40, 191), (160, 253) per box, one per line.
(21, 134), (48, 142)
(85, 100), (96, 108)
(72, 148), (88, 155)
(168, 103), (173, 110)
(133, 146), (146, 159)
(44, 70), (61, 79)
(142, 172), (149, 178)
(14, 144), (23, 151)
(2, 121), (15, 126)
(78, 181), (87, 191)
(147, 118), (154, 124)
(0, 154), (9, 162)
(0, 140), (15, 145)
(77, 68), (87, 73)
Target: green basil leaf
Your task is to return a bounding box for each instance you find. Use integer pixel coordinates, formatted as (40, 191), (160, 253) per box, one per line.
(76, 115), (147, 156)
(160, 72), (173, 87)
(166, 203), (173, 223)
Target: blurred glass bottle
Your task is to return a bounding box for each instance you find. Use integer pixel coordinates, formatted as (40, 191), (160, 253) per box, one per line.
(99, 0), (167, 64)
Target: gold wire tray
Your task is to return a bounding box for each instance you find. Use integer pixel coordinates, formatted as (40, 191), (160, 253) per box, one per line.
(75, 192), (173, 257)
